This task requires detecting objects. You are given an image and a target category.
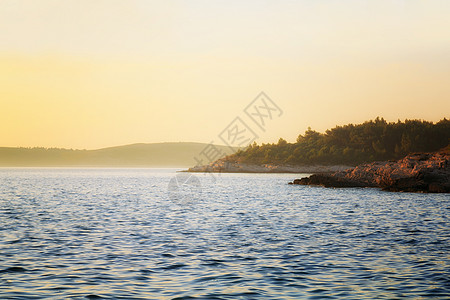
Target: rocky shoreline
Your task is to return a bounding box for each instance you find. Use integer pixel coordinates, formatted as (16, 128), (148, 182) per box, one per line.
(289, 150), (450, 193)
(186, 159), (351, 174)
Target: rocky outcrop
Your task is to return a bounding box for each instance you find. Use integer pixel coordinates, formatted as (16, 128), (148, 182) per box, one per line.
(186, 158), (351, 173)
(289, 150), (450, 193)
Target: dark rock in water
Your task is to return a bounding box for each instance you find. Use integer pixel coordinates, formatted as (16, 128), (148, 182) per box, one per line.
(290, 149), (450, 193)
(291, 175), (369, 188)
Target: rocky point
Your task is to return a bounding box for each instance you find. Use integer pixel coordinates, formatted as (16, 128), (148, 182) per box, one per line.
(290, 149), (450, 193)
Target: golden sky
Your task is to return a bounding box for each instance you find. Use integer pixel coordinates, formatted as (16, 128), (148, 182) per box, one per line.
(1, 0), (449, 149)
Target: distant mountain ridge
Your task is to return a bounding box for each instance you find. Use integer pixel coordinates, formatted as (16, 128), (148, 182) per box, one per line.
(0, 142), (234, 167)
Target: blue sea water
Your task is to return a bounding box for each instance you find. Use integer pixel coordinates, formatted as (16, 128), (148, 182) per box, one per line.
(0, 168), (448, 299)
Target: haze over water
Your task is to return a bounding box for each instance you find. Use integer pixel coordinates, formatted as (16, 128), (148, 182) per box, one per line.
(0, 168), (448, 299)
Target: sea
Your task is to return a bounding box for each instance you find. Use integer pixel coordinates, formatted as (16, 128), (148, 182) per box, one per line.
(0, 168), (448, 299)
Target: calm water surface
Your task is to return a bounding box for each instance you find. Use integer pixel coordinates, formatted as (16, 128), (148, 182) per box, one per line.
(0, 168), (448, 299)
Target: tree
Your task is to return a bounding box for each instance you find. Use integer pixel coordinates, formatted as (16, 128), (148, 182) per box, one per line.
(228, 118), (450, 166)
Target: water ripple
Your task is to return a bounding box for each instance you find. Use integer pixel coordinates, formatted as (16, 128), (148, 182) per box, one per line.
(0, 168), (448, 299)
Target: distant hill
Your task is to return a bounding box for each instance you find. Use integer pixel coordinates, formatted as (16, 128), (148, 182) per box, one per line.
(0, 142), (235, 167)
(224, 118), (450, 166)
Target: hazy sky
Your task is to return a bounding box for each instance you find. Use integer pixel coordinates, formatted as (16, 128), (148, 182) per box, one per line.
(1, 0), (449, 149)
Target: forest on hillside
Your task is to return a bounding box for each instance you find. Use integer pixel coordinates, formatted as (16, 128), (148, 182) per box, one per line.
(228, 118), (450, 166)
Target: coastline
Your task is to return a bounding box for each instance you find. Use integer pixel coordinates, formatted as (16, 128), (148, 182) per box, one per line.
(289, 150), (450, 193)
(185, 160), (352, 174)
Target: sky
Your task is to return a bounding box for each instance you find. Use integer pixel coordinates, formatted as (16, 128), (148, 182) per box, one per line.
(1, 0), (449, 149)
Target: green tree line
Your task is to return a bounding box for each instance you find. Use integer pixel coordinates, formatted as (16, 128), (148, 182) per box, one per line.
(228, 118), (450, 166)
